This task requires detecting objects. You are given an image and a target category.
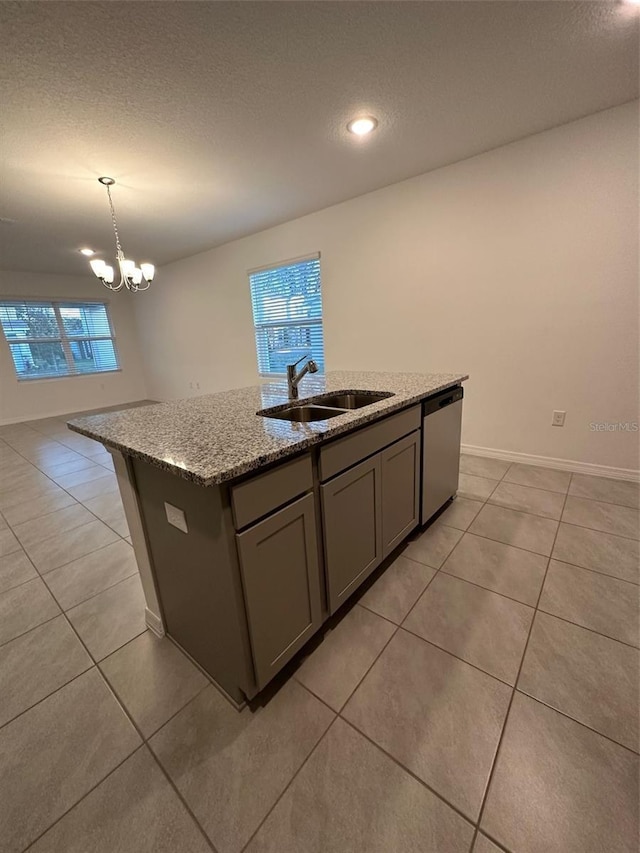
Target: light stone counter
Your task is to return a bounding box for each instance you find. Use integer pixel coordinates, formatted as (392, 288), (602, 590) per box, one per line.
(67, 370), (467, 486)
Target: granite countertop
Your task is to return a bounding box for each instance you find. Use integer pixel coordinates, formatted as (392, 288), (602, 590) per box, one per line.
(67, 370), (468, 486)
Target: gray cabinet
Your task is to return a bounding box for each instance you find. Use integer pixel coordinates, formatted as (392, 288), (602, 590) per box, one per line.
(381, 431), (420, 556)
(321, 455), (383, 614)
(321, 430), (420, 614)
(236, 493), (322, 689)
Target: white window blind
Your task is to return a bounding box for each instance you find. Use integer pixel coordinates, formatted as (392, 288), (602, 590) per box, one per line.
(248, 255), (324, 376)
(0, 299), (120, 380)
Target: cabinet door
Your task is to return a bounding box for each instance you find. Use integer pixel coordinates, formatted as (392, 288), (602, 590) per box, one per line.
(321, 455), (382, 614)
(236, 493), (322, 690)
(381, 431), (420, 557)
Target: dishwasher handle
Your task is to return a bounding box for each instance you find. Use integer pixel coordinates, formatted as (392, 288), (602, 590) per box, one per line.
(423, 386), (463, 416)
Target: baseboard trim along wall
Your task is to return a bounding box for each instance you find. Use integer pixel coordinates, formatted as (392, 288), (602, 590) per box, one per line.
(145, 607), (165, 637)
(461, 444), (640, 483)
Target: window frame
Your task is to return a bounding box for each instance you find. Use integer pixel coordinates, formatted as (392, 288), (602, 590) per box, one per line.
(247, 253), (324, 378)
(0, 296), (121, 382)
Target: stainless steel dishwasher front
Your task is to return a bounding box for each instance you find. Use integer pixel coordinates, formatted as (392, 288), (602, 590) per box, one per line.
(421, 386), (464, 524)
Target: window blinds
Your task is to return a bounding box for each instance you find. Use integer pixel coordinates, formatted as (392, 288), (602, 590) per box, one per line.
(248, 255), (324, 376)
(0, 299), (120, 380)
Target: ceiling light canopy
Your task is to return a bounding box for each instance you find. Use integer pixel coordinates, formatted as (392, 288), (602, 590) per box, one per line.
(347, 116), (378, 136)
(79, 247), (95, 256)
(89, 177), (155, 293)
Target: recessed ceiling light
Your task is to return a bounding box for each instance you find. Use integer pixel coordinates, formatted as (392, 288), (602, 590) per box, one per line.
(347, 116), (378, 136)
(79, 248), (95, 256)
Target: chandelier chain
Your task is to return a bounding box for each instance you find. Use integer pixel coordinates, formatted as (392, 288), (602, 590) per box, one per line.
(105, 184), (124, 255)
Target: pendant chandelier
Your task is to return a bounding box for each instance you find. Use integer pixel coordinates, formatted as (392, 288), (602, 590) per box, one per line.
(89, 177), (155, 292)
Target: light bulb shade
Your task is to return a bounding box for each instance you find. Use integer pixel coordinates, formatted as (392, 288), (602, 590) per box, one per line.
(120, 258), (135, 277)
(140, 263), (155, 282)
(103, 265), (114, 284)
(132, 267), (143, 285)
(90, 258), (106, 277)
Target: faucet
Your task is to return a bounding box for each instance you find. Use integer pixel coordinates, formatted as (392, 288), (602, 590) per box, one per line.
(287, 354), (318, 399)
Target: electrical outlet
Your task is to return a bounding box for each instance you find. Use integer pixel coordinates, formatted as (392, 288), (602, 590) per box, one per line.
(164, 502), (188, 533)
(552, 410), (566, 427)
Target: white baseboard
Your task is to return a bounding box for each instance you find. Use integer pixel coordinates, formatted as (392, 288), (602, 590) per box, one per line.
(461, 444), (639, 483)
(145, 607), (165, 637)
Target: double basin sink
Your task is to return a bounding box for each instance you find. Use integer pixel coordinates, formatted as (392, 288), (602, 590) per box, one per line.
(260, 391), (394, 423)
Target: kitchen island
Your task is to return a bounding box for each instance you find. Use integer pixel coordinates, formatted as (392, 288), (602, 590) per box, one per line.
(68, 370), (467, 704)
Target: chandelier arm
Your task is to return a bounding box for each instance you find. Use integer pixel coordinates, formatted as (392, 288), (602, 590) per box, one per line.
(99, 277), (124, 292)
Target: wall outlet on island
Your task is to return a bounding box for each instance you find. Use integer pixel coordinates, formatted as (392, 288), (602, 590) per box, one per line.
(164, 502), (188, 534)
(188, 381), (201, 391)
(552, 410), (566, 427)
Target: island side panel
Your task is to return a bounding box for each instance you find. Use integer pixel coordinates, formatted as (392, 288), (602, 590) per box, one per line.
(130, 458), (256, 705)
(111, 449), (164, 635)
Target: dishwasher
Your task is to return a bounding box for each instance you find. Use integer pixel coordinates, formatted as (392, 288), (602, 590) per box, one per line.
(421, 385), (464, 524)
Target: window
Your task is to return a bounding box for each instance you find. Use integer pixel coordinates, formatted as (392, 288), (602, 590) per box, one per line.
(0, 299), (120, 380)
(248, 254), (324, 376)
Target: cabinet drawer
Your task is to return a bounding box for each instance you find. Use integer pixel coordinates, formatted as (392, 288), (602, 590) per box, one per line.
(236, 493), (322, 689)
(231, 454), (313, 530)
(319, 405), (420, 482)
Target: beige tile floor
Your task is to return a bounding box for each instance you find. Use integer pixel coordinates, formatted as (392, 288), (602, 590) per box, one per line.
(0, 413), (638, 853)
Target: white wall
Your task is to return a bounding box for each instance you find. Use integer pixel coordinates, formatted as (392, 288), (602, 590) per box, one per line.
(0, 270), (148, 423)
(135, 102), (639, 473)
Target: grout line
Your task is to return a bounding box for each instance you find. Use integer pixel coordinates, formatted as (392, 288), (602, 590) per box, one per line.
(41, 563), (140, 615)
(545, 553), (640, 587)
(467, 483), (569, 850)
(454, 526), (554, 559)
(515, 685), (640, 756)
(8, 606), (218, 852)
(103, 664), (212, 742)
(238, 714), (341, 853)
(563, 491), (640, 511)
(101, 676), (220, 853)
(20, 744), (150, 853)
(251, 574), (456, 851)
(339, 716), (478, 828)
(0, 569), (43, 597)
(28, 535), (126, 579)
(499, 479), (570, 497)
(473, 498), (563, 526)
(334, 616), (402, 715)
(472, 830), (513, 853)
(437, 566), (538, 607)
(554, 518), (639, 543)
(0, 498), (82, 528)
(535, 604), (640, 650)
(0, 611), (62, 652)
(295, 621), (401, 716)
(0, 655), (94, 735)
(13, 511), (110, 550)
(397, 624), (518, 689)
(145, 745), (220, 853)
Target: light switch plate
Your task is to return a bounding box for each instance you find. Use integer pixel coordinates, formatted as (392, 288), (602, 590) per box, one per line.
(164, 501), (188, 533)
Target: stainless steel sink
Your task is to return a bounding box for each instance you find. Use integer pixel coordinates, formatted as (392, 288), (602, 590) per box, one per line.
(259, 390), (394, 422)
(263, 405), (345, 423)
(311, 391), (394, 409)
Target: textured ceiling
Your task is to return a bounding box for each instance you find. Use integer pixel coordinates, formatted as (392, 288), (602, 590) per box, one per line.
(1, 1), (638, 276)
